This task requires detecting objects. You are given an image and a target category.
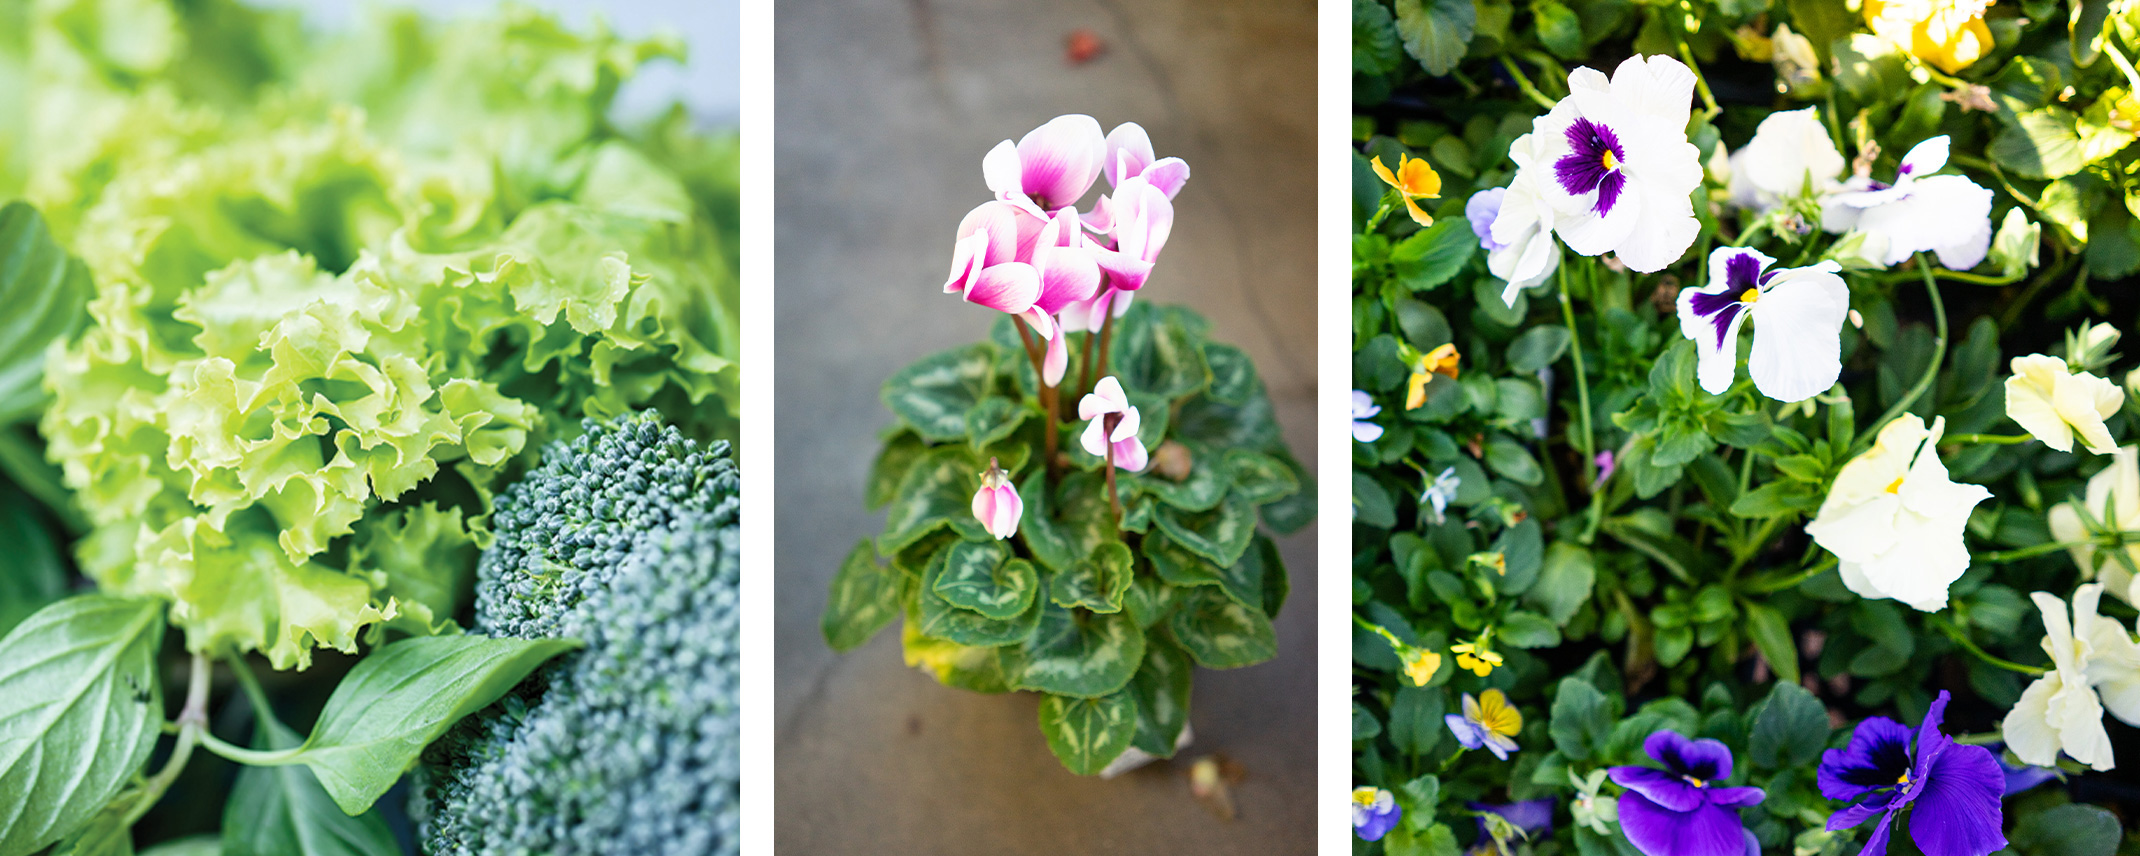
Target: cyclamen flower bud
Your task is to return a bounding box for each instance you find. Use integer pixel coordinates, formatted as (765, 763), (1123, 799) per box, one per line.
(971, 458), (1022, 540)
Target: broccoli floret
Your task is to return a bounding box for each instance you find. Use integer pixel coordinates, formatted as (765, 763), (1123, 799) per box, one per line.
(413, 412), (740, 856)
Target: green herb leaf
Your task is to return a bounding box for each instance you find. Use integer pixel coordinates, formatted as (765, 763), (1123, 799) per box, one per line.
(221, 702), (396, 856)
(1392, 0), (1478, 79)
(0, 202), (93, 427)
(265, 635), (577, 816)
(0, 596), (165, 856)
(1747, 681), (1829, 769)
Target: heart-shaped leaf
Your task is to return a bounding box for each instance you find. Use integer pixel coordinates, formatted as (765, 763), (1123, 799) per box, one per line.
(1168, 586), (1277, 669)
(881, 343), (997, 442)
(1127, 633), (1193, 757)
(916, 548), (1041, 647)
(1038, 690), (1138, 776)
(823, 539), (901, 651)
(1155, 495), (1258, 567)
(1003, 601), (1145, 698)
(1047, 542), (1133, 613)
(879, 447), (975, 553)
(933, 540), (1037, 620)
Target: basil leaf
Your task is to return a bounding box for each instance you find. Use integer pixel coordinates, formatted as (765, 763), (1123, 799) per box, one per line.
(0, 596), (166, 856)
(222, 701), (396, 856)
(0, 202), (93, 427)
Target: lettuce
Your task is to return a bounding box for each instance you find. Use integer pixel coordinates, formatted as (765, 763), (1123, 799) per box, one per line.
(26, 0), (737, 670)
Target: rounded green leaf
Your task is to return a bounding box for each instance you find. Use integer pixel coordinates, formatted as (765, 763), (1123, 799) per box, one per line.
(1127, 634), (1193, 757)
(1168, 587), (1277, 669)
(932, 540), (1035, 619)
(822, 539), (901, 651)
(878, 447), (974, 553)
(1154, 495), (1258, 567)
(864, 431), (926, 511)
(1225, 449), (1299, 506)
(1038, 690), (1138, 776)
(916, 549), (1042, 648)
(1047, 543), (1132, 614)
(1141, 443), (1230, 512)
(0, 596), (165, 856)
(963, 396), (1028, 448)
(1003, 601), (1145, 698)
(1111, 304), (1210, 401)
(880, 343), (997, 442)
(1202, 343), (1259, 405)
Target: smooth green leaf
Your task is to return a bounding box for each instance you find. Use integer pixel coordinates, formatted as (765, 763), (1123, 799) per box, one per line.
(222, 697), (396, 856)
(1392, 0), (1478, 76)
(1391, 219), (1478, 291)
(0, 478), (65, 637)
(267, 635), (578, 816)
(1743, 601), (1800, 686)
(1168, 586), (1277, 669)
(823, 539), (901, 651)
(1038, 690), (1138, 776)
(0, 595), (165, 856)
(934, 540), (1035, 620)
(1748, 681), (1829, 769)
(1498, 610), (1561, 648)
(1386, 684), (1446, 756)
(137, 838), (219, 856)
(0, 202), (93, 427)
(1004, 601), (1145, 698)
(1484, 436), (1543, 485)
(1506, 325), (1573, 373)
(1354, 471), (1397, 529)
(1154, 495), (1259, 567)
(880, 343), (997, 442)
(2006, 802), (2121, 856)
(1549, 677), (1613, 761)
(1525, 543), (1596, 625)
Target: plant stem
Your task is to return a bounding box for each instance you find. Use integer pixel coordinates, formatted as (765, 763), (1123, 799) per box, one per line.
(1676, 41), (1722, 121)
(1015, 322), (1062, 483)
(123, 652), (212, 826)
(1499, 56), (1557, 111)
(1439, 747), (1469, 774)
(1851, 257), (1946, 457)
(198, 730), (300, 766)
(1944, 433), (2034, 445)
(1365, 200), (1395, 234)
(1975, 539), (2107, 562)
(1881, 267), (2021, 287)
(1748, 556), (1838, 593)
(1935, 618), (2048, 676)
(1103, 428), (1123, 527)
(1558, 268), (1596, 467)
(1078, 329), (1098, 400)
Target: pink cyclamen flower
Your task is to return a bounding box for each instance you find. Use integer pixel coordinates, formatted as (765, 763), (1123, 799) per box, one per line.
(957, 262), (1057, 339)
(1094, 175), (1174, 292)
(1030, 208), (1103, 315)
(984, 114), (1107, 217)
(1057, 286), (1133, 335)
(945, 201), (1046, 296)
(972, 458), (1022, 539)
(1079, 375), (1149, 472)
(1103, 122), (1190, 199)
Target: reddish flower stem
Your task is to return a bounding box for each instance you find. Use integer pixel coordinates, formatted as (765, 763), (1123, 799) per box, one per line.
(1013, 321), (1062, 485)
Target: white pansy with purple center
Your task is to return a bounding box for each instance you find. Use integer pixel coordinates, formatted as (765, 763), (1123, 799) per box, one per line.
(1675, 247), (1849, 403)
(1483, 130), (1564, 306)
(1529, 55), (1704, 273)
(1821, 136), (1993, 269)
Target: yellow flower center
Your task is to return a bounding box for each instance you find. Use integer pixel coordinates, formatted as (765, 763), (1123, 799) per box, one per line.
(1684, 775), (1707, 788)
(1601, 149), (1620, 171)
(1897, 770), (1911, 785)
(1739, 288), (1760, 305)
(1353, 787), (1380, 807)
(1885, 475), (1905, 494)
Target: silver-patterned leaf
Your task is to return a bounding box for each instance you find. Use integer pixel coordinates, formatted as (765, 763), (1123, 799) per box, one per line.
(1046, 542), (1133, 613)
(1002, 601), (1146, 698)
(880, 343), (997, 441)
(1169, 587), (1277, 669)
(933, 540), (1036, 620)
(917, 548), (1042, 648)
(1038, 690), (1139, 776)
(878, 447), (975, 553)
(1154, 495), (1258, 567)
(1128, 634), (1193, 757)
(823, 539), (901, 651)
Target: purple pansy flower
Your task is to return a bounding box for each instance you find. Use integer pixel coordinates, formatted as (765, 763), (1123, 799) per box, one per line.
(1352, 787), (1401, 841)
(1466, 799), (1554, 855)
(1609, 731), (1765, 856)
(1818, 691), (2006, 856)
(1467, 188), (1510, 252)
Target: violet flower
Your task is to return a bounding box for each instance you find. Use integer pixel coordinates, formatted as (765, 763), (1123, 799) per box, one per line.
(1608, 731), (1764, 856)
(1817, 690), (2005, 856)
(1352, 787), (1401, 841)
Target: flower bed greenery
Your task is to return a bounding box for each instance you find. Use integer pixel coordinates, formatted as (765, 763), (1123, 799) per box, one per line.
(1352, 0), (2140, 853)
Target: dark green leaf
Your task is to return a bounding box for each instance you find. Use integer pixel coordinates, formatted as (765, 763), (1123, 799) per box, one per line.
(1354, 471), (1397, 529)
(1004, 601), (1145, 698)
(1392, 0), (1478, 76)
(963, 397), (1027, 448)
(1128, 634), (1193, 757)
(1534, 0), (1583, 59)
(1154, 495), (1259, 567)
(1498, 610), (1561, 648)
(1226, 449), (1299, 506)
(2006, 802), (2121, 856)
(222, 696), (396, 856)
(1525, 543), (1595, 625)
(1743, 601), (1800, 686)
(1505, 325), (1572, 373)
(1048, 543), (1132, 614)
(1038, 690), (1138, 776)
(0, 596), (165, 856)
(1484, 436), (1543, 485)
(1386, 684), (1446, 756)
(1168, 586), (1277, 668)
(1748, 681), (1829, 769)
(823, 539), (902, 651)
(1390, 219), (1477, 291)
(1112, 304), (1210, 401)
(934, 540), (1037, 619)
(1355, 0), (1406, 74)
(879, 447), (974, 553)
(1549, 677), (1613, 761)
(917, 547), (1043, 647)
(1202, 343), (1259, 405)
(0, 203), (93, 427)
(865, 431), (926, 511)
(0, 479), (64, 637)
(880, 343), (997, 442)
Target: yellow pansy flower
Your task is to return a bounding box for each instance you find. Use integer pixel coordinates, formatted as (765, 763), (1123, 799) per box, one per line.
(1405, 344), (1460, 410)
(1400, 646), (1443, 687)
(1862, 0), (1995, 74)
(1451, 641), (1504, 677)
(1372, 153), (1442, 227)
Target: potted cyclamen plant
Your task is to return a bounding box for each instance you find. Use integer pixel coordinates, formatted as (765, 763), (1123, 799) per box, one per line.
(820, 114), (1314, 776)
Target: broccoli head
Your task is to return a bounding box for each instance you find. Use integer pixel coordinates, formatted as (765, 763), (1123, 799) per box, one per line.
(413, 412), (740, 856)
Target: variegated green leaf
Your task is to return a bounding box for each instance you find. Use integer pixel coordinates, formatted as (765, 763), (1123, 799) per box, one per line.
(881, 343), (997, 441)
(1141, 442), (1229, 512)
(1202, 342), (1259, 405)
(901, 617), (1014, 693)
(1154, 495), (1258, 567)
(1128, 633), (1193, 757)
(1226, 449), (1299, 505)
(865, 430), (926, 510)
(1002, 601), (1146, 698)
(1145, 528), (1224, 589)
(1017, 469), (1079, 572)
(1121, 573), (1181, 630)
(1038, 690), (1139, 776)
(1110, 303), (1211, 400)
(1174, 385), (1283, 450)
(933, 540), (1035, 620)
(917, 548), (1041, 648)
(964, 396), (1028, 448)
(1258, 452), (1317, 535)
(1169, 586), (1277, 669)
(1256, 536), (1291, 620)
(1047, 542), (1133, 613)
(879, 447), (974, 553)
(823, 539), (901, 651)
(1211, 533), (1277, 612)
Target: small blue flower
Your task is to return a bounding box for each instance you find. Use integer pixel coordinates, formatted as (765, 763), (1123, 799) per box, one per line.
(1817, 690), (2006, 856)
(1353, 786), (1401, 842)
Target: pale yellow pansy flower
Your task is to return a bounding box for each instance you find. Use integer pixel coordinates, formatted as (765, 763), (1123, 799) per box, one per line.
(1862, 0), (1995, 74)
(1804, 415), (1991, 612)
(2003, 584), (2136, 772)
(2046, 446), (2140, 606)
(2006, 354), (2123, 454)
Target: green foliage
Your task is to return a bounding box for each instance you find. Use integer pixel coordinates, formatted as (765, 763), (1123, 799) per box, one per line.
(221, 694), (397, 856)
(830, 301), (1310, 775)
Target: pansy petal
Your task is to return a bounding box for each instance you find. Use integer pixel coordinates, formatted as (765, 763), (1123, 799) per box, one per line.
(1618, 794), (1748, 856)
(2006, 371), (2075, 452)
(1611, 172), (1701, 272)
(1647, 730), (1734, 782)
(1447, 714), (1486, 749)
(2001, 674), (2064, 768)
(1746, 263), (1848, 402)
(1856, 810), (1897, 856)
(1352, 421), (1384, 443)
(1824, 801), (1889, 833)
(1898, 135), (1951, 179)
(1706, 786), (1764, 808)
(1908, 742), (2008, 856)
(1819, 716), (1914, 801)
(1608, 766), (1706, 813)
